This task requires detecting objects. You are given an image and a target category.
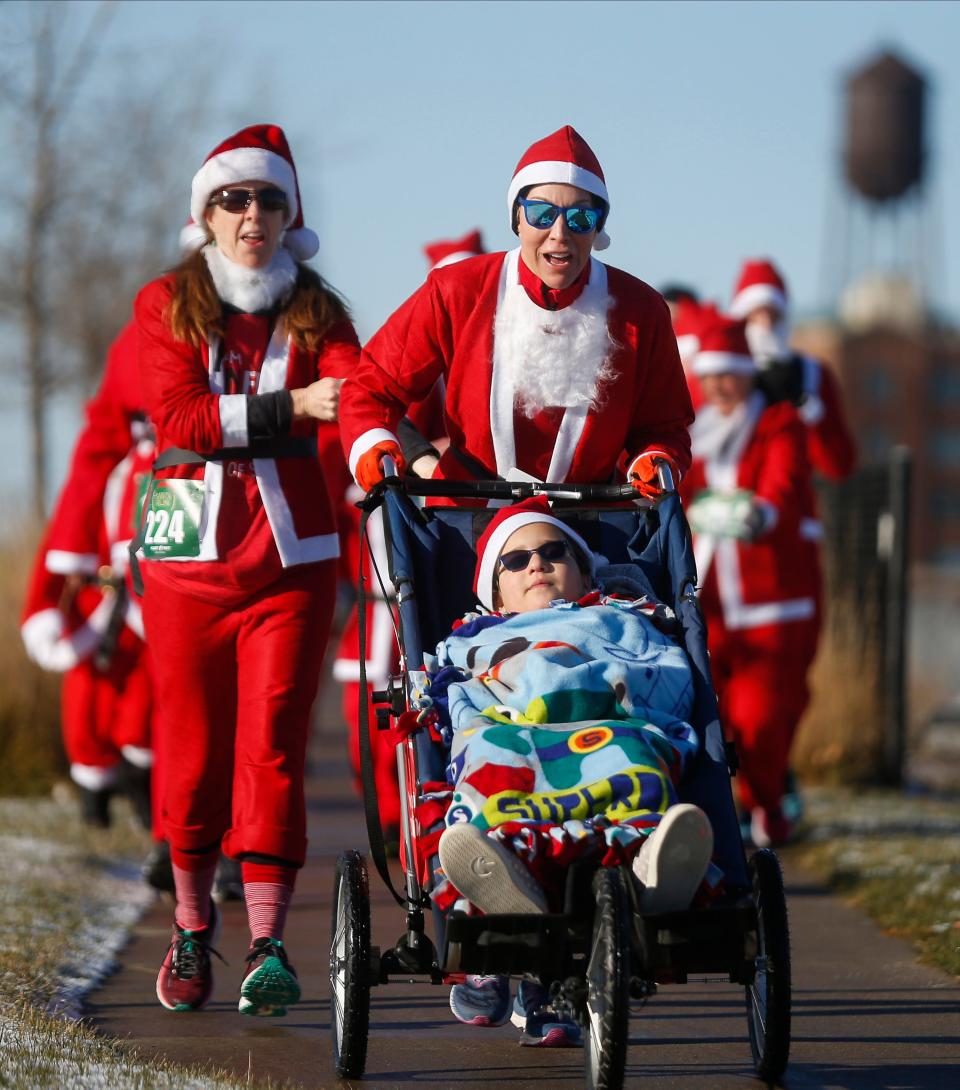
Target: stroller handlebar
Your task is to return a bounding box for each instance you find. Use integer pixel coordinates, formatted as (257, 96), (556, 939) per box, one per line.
(369, 458), (677, 506)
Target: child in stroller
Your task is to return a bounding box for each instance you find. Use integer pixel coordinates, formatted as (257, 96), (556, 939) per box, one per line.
(426, 497), (716, 1043)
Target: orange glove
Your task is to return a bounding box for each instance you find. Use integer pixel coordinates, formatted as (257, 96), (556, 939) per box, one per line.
(355, 440), (406, 492)
(627, 452), (678, 500)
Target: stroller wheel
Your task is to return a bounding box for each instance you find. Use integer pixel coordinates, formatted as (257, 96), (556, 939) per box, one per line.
(584, 867), (630, 1090)
(329, 850), (371, 1079)
(745, 848), (791, 1082)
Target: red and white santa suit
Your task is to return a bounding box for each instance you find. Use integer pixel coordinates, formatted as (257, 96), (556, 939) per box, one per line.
(680, 317), (821, 847)
(135, 128), (360, 870)
(339, 127), (693, 498)
(731, 258), (857, 480)
(20, 322), (156, 817)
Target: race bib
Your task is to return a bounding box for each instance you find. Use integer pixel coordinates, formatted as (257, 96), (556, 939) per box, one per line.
(141, 478), (204, 559)
(687, 488), (755, 539)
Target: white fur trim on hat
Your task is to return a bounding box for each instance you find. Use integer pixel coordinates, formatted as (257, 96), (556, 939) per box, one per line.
(508, 160), (609, 211)
(692, 352), (757, 377)
(729, 283), (788, 320)
(477, 512), (594, 612)
(432, 250), (478, 270)
(190, 147), (298, 231)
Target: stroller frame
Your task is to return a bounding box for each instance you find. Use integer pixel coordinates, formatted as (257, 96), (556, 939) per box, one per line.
(329, 477), (791, 1089)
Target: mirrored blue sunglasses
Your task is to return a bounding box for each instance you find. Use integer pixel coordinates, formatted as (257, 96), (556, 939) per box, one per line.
(517, 199), (602, 234)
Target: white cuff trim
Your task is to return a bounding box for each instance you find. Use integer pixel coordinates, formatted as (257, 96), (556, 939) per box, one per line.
(348, 428), (400, 479)
(45, 551), (99, 576)
(120, 744), (154, 769)
(798, 394), (825, 425)
(70, 763), (120, 791)
(219, 393), (249, 446)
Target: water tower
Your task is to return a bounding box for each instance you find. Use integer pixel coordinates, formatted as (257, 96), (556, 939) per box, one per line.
(824, 49), (937, 327)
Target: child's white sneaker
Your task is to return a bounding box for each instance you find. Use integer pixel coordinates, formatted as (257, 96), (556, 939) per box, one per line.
(633, 803), (713, 914)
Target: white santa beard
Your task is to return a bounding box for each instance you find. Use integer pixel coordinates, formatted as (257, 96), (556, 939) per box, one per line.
(495, 278), (616, 418)
(204, 244), (298, 313)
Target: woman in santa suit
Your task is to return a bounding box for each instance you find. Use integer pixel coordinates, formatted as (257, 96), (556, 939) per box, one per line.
(680, 315), (822, 848)
(339, 126), (693, 498)
(135, 124), (359, 1017)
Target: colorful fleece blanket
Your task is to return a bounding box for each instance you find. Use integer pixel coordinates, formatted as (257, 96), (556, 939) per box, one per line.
(425, 595), (700, 897)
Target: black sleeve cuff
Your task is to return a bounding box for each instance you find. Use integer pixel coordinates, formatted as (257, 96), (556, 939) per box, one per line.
(247, 390), (293, 440)
(397, 416), (439, 467)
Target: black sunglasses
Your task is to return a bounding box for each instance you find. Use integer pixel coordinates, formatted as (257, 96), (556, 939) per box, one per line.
(498, 539), (571, 573)
(207, 186), (288, 214)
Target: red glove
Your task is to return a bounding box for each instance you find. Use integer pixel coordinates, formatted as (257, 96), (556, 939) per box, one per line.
(355, 440), (406, 492)
(627, 452), (678, 500)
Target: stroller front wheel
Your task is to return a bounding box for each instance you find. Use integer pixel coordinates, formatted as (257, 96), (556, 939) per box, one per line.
(330, 850), (371, 1079)
(745, 848), (792, 1082)
(584, 866), (631, 1090)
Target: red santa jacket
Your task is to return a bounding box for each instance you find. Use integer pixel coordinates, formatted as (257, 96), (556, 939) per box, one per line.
(339, 250), (693, 486)
(135, 275), (360, 573)
(681, 394), (821, 631)
(44, 321), (149, 577)
(798, 355), (857, 480)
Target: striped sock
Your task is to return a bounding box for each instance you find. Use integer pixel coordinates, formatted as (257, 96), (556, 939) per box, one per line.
(242, 862), (297, 941)
(170, 849), (218, 931)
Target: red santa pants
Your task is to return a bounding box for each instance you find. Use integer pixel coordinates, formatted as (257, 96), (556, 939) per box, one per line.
(142, 561), (335, 866)
(61, 645), (153, 774)
(703, 590), (820, 815)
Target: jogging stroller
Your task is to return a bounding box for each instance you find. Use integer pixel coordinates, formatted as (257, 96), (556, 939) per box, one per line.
(329, 476), (791, 1090)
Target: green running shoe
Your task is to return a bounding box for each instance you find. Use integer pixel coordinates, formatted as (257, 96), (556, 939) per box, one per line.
(239, 938), (300, 1017)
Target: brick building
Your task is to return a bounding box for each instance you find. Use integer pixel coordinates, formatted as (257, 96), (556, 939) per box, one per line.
(794, 276), (960, 565)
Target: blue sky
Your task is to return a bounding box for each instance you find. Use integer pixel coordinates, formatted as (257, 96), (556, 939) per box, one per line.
(7, 0), (960, 498)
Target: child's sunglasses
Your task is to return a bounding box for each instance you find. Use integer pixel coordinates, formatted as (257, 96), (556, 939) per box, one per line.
(207, 186), (289, 214)
(498, 539), (571, 573)
(517, 199), (602, 234)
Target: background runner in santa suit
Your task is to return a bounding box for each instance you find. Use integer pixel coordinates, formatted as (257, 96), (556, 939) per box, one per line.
(680, 315), (822, 849)
(333, 230), (485, 844)
(730, 258), (857, 480)
(339, 126), (693, 498)
(19, 321), (158, 833)
(135, 124), (360, 1017)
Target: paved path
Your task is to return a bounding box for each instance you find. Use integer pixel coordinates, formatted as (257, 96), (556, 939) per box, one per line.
(90, 721), (960, 1090)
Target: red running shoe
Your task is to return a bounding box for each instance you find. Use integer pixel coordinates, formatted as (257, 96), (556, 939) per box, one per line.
(156, 903), (221, 1012)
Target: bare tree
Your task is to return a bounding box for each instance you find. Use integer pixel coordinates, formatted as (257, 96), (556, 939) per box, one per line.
(0, 2), (214, 517)
(0, 2), (114, 517)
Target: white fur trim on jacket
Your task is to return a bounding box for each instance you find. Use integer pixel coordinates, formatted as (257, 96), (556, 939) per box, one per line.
(348, 428), (402, 480)
(729, 283), (788, 320)
(490, 249), (610, 488)
(191, 147), (298, 230)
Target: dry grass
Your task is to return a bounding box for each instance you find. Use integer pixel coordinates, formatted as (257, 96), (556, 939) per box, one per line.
(785, 787), (960, 979)
(0, 525), (67, 795)
(792, 593), (887, 784)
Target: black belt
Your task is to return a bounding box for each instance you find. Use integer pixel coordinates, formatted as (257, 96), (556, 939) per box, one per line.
(152, 436), (317, 471)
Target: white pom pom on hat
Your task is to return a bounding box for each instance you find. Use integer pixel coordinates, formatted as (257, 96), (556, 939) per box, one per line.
(185, 123), (319, 260)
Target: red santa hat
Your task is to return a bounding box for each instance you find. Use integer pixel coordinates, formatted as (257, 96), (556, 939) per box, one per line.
(729, 259), (789, 320)
(672, 298), (706, 367)
(691, 313), (756, 377)
(473, 496), (594, 612)
(424, 228), (485, 271)
(507, 126), (611, 251)
(187, 124), (319, 261)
